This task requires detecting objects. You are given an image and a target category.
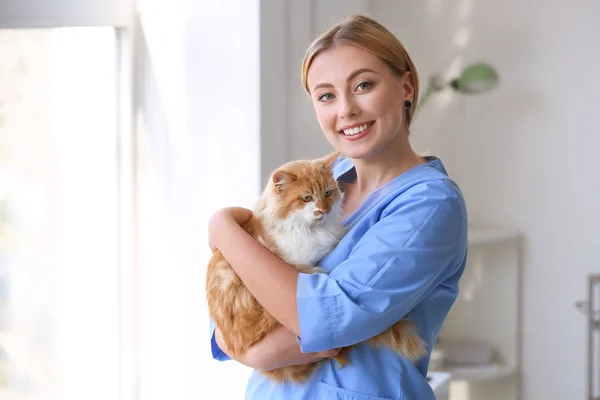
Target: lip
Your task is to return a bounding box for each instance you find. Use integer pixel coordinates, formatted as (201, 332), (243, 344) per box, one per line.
(338, 121), (375, 141)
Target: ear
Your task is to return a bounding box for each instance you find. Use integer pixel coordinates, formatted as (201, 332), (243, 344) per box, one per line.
(402, 70), (415, 104)
(318, 151), (340, 169)
(272, 170), (296, 192)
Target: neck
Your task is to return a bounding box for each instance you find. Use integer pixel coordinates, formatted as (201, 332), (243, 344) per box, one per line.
(351, 135), (425, 195)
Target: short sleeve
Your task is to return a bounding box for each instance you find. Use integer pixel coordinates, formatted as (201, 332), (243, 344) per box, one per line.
(296, 180), (468, 353)
(210, 319), (232, 361)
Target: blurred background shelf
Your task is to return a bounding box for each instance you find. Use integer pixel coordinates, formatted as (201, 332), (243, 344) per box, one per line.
(432, 223), (522, 400)
(468, 226), (521, 245)
(439, 363), (517, 382)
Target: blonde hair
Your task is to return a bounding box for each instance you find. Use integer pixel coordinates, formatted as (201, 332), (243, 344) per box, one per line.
(301, 14), (420, 126)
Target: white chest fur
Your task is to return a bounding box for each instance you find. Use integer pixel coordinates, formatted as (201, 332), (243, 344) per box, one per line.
(272, 220), (344, 266)
(261, 195), (346, 266)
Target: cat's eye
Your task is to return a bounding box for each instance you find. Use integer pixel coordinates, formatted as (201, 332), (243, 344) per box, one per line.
(324, 190), (333, 197)
(301, 195), (313, 202)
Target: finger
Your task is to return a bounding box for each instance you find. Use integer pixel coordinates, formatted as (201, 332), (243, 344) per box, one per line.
(329, 348), (342, 356)
(317, 348), (340, 358)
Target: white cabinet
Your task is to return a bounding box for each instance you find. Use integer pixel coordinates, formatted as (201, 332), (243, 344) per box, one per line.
(429, 371), (452, 400)
(430, 226), (522, 400)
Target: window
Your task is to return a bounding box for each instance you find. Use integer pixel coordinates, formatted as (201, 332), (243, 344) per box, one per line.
(1, 3), (264, 400)
(0, 27), (123, 400)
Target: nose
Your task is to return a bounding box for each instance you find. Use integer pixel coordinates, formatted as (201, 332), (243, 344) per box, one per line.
(338, 93), (359, 119)
(314, 200), (328, 217)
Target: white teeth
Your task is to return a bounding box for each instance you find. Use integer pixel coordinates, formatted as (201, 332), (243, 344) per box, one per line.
(342, 123), (369, 136)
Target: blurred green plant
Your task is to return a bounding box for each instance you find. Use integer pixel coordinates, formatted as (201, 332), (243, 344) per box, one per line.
(418, 62), (500, 111)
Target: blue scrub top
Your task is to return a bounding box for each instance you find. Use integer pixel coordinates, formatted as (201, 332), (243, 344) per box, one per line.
(211, 156), (468, 400)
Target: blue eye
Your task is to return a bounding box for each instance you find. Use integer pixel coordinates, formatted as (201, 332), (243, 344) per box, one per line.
(318, 93), (335, 101)
(356, 82), (372, 91)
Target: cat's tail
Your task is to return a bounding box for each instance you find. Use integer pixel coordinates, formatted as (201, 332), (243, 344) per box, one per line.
(367, 319), (428, 362)
(260, 363), (320, 384)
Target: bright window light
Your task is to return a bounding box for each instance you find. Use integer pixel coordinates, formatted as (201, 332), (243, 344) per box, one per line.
(0, 27), (120, 400)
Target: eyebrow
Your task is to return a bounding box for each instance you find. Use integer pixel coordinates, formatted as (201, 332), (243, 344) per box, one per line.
(312, 68), (379, 92)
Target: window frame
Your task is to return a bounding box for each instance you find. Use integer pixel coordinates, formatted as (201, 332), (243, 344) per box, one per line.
(0, 3), (137, 400)
(0, 0), (133, 28)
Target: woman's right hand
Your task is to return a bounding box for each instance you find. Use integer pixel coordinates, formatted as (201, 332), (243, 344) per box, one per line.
(218, 325), (340, 371)
(247, 325), (341, 371)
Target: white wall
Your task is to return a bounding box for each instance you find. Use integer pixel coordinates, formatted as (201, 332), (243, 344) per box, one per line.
(134, 1), (261, 398)
(260, 0), (288, 185)
(368, 1), (600, 399)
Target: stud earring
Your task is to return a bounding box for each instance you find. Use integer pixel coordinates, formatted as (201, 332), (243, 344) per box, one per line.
(404, 100), (412, 109)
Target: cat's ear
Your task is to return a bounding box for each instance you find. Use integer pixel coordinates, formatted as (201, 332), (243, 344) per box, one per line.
(318, 151), (340, 169)
(272, 170), (296, 193)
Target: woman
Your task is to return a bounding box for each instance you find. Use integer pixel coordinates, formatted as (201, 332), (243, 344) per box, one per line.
(209, 14), (468, 400)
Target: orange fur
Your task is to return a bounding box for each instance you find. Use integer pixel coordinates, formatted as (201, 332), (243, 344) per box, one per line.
(206, 152), (426, 384)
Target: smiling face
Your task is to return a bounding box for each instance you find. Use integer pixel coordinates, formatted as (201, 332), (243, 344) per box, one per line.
(306, 44), (415, 160)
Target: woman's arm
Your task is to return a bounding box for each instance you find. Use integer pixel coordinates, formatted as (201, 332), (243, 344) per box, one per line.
(208, 208), (338, 367)
(210, 182), (467, 355)
(213, 326), (257, 368)
(294, 181), (467, 353)
(209, 208), (302, 336)
(214, 325), (340, 371)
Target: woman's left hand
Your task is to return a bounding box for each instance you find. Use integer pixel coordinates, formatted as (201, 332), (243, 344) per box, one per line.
(208, 207), (254, 251)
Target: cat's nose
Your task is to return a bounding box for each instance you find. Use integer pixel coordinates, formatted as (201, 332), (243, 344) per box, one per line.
(316, 200), (327, 210)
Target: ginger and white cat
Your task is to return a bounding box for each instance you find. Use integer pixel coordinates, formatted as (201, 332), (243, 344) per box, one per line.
(206, 152), (426, 383)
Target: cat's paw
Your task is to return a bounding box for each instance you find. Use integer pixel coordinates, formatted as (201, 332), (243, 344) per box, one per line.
(332, 354), (350, 369)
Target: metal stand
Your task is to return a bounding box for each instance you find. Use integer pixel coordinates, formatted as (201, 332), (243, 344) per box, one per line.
(576, 274), (600, 400)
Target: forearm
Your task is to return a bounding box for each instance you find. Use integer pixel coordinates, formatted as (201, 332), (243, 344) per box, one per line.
(214, 327), (261, 369)
(209, 212), (301, 336)
(227, 324), (339, 371)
